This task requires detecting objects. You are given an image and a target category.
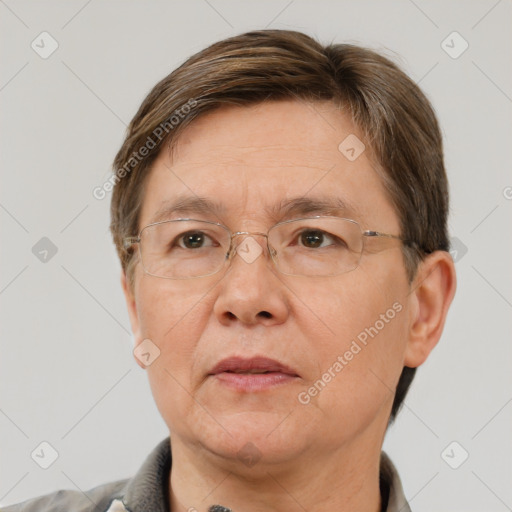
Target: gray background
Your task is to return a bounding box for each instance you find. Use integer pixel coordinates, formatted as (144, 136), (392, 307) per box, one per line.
(1, 1), (511, 510)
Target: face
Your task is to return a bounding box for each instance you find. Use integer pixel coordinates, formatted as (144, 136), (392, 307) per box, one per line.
(124, 100), (415, 470)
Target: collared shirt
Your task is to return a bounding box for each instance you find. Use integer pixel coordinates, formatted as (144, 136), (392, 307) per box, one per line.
(1, 438), (411, 512)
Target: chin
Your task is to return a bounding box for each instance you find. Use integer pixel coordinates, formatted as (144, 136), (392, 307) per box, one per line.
(196, 413), (308, 469)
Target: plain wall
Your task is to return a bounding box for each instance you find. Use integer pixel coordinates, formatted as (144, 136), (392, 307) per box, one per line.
(1, 1), (511, 510)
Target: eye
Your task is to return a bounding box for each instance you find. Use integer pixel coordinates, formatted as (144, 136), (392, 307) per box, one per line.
(298, 229), (345, 249)
(176, 231), (216, 249)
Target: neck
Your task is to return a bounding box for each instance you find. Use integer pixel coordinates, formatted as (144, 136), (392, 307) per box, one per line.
(168, 436), (384, 512)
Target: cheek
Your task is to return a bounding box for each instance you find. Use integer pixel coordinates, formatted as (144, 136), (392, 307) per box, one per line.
(136, 278), (217, 428)
(136, 277), (214, 382)
(136, 275), (212, 339)
(294, 269), (407, 414)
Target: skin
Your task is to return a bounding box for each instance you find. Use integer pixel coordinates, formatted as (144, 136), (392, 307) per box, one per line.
(122, 100), (456, 512)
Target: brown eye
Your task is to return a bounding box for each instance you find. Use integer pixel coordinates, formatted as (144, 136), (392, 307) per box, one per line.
(300, 230), (325, 248)
(297, 229), (348, 250)
(177, 231), (214, 249)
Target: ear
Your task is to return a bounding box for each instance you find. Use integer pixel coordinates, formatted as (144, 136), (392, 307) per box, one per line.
(121, 270), (145, 370)
(404, 251), (456, 368)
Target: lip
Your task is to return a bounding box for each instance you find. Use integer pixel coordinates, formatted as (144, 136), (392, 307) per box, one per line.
(210, 356), (298, 376)
(209, 356), (300, 392)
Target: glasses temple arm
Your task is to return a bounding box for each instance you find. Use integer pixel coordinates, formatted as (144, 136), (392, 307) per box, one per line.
(123, 236), (140, 249)
(363, 230), (419, 248)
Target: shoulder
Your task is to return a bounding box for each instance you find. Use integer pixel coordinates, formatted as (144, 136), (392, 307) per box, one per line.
(1, 437), (172, 512)
(380, 451), (411, 512)
(1, 479), (128, 512)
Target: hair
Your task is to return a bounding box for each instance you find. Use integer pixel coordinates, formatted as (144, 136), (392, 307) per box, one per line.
(110, 29), (449, 424)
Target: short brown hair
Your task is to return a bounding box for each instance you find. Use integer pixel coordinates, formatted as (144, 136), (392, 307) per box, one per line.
(110, 29), (449, 424)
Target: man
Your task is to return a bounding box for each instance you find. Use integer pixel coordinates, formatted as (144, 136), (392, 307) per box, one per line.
(5, 29), (456, 512)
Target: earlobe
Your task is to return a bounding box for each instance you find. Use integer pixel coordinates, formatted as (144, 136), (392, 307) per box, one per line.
(404, 251), (457, 368)
(121, 271), (146, 370)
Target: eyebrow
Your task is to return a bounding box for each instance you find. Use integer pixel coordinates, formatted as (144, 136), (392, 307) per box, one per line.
(269, 196), (362, 222)
(148, 194), (363, 225)
(149, 196), (225, 224)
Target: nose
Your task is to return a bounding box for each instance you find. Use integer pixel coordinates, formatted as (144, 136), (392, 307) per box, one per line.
(213, 233), (290, 326)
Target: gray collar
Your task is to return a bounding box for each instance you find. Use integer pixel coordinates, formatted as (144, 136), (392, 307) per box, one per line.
(109, 438), (411, 512)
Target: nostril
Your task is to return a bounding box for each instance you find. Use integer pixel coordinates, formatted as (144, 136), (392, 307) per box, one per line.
(258, 311), (272, 319)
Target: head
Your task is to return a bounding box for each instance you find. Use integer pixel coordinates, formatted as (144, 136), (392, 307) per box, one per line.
(110, 30), (455, 468)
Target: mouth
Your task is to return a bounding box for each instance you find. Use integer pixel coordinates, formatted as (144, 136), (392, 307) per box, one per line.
(209, 356), (300, 392)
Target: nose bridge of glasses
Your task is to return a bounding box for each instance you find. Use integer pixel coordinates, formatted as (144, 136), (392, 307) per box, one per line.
(228, 231), (273, 260)
(231, 231), (268, 240)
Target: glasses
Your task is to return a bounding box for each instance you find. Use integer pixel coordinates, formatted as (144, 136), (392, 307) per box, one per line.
(123, 216), (411, 279)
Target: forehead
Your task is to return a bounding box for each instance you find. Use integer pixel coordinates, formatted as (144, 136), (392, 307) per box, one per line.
(139, 100), (399, 231)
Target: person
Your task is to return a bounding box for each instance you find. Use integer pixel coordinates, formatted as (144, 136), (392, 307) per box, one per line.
(5, 29), (456, 512)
